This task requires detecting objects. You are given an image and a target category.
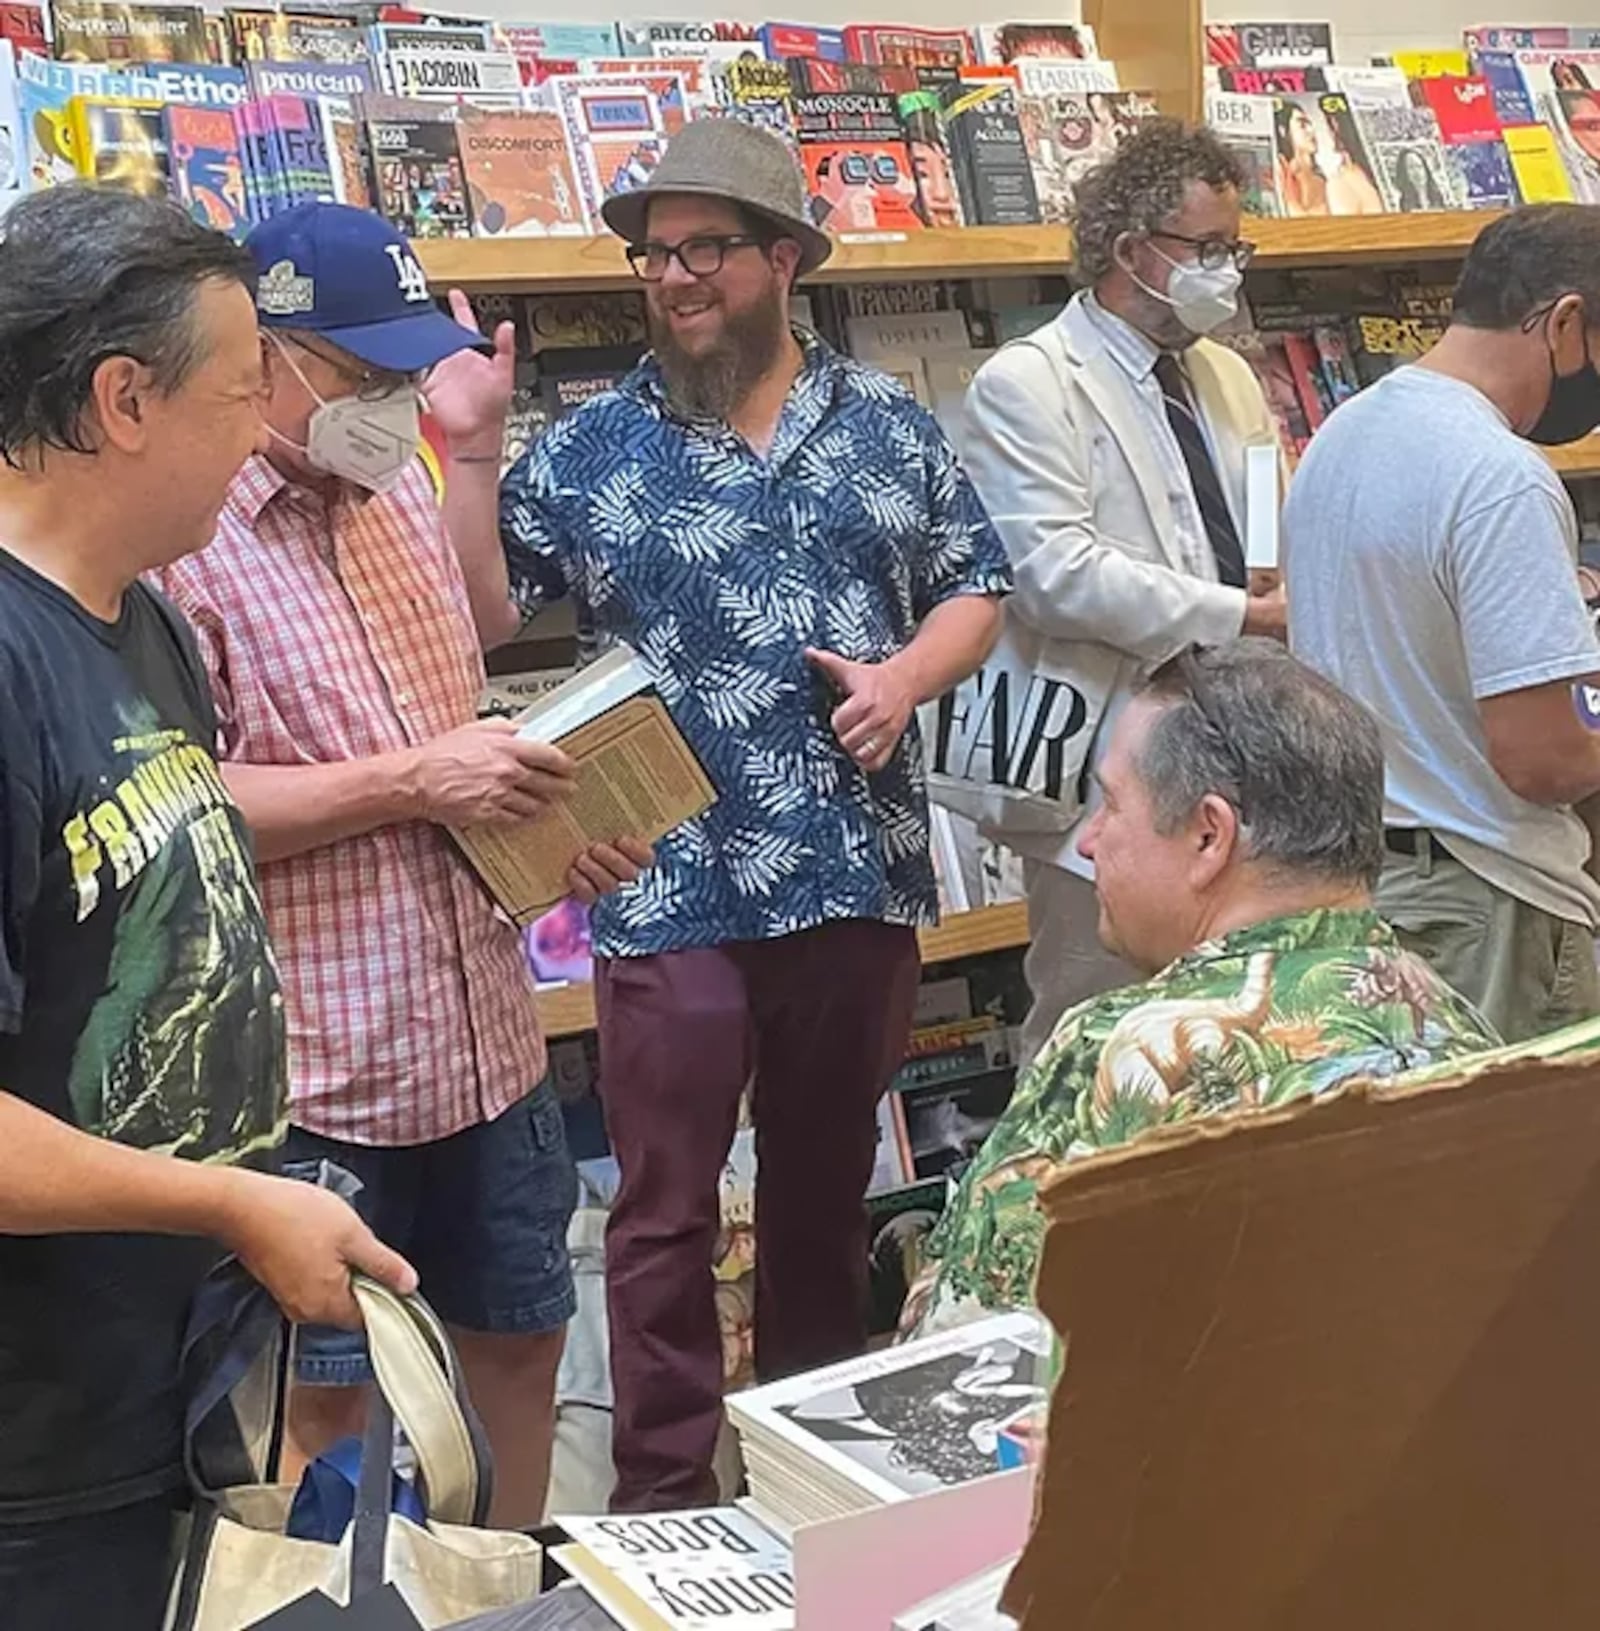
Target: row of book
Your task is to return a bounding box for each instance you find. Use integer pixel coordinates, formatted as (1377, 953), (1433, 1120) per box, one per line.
(0, 2), (1124, 238)
(1205, 18), (1600, 216)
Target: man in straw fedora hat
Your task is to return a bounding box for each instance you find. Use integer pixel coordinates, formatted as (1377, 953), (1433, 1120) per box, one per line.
(500, 118), (1014, 1511)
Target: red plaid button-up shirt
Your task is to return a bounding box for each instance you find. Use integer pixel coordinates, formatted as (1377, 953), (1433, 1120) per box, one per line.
(158, 455), (544, 1146)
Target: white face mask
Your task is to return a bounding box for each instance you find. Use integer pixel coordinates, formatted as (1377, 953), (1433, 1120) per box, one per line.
(268, 335), (421, 493)
(1131, 241), (1244, 336)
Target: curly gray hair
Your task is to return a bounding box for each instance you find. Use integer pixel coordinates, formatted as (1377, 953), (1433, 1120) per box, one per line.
(1070, 118), (1247, 284)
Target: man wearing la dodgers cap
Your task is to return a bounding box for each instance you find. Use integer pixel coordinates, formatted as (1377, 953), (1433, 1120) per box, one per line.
(156, 202), (651, 1526)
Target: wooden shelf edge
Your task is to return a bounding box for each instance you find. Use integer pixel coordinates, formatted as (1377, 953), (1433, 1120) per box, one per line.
(416, 213), (1505, 295)
(534, 901), (1030, 1038)
(1545, 434), (1600, 478)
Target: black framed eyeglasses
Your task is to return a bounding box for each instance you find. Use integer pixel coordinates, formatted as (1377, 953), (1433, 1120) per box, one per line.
(626, 234), (765, 282)
(1150, 230), (1257, 272)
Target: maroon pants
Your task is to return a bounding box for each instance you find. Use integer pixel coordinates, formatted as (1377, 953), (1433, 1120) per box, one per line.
(594, 919), (922, 1512)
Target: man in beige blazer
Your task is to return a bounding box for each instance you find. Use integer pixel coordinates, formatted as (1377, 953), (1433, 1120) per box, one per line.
(958, 120), (1286, 1060)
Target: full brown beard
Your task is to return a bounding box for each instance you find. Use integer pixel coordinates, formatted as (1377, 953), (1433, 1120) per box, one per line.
(649, 287), (791, 422)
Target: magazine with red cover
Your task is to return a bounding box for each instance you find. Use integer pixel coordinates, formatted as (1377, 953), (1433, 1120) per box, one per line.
(793, 88), (923, 234)
(842, 22), (974, 69)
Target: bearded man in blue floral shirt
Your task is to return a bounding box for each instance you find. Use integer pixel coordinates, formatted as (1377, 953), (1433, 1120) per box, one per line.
(499, 120), (1011, 1510)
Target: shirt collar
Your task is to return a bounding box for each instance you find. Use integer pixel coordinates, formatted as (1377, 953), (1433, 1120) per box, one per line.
(225, 453), (292, 527)
(1081, 289), (1164, 383)
(630, 324), (840, 425)
(1170, 906), (1393, 976)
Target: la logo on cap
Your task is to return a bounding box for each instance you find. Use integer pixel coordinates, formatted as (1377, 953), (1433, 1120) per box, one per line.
(1577, 682), (1600, 730)
(385, 243), (430, 306)
(258, 258), (315, 316)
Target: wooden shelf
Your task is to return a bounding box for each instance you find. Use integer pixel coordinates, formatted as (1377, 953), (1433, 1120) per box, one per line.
(1545, 434), (1600, 479)
(415, 213), (1510, 296)
(534, 901), (1030, 1038)
(414, 224), (1073, 294)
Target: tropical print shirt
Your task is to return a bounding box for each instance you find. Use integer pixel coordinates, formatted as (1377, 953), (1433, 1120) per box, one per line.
(903, 907), (1500, 1337)
(498, 331), (1011, 959)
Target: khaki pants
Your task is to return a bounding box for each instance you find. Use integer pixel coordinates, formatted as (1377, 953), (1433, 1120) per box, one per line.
(1378, 836), (1600, 1044)
(1019, 861), (1135, 1065)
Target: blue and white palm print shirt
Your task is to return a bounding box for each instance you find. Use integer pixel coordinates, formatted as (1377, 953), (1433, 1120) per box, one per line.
(499, 332), (1013, 960)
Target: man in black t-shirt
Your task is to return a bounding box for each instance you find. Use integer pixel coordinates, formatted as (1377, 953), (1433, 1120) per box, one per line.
(0, 189), (417, 1630)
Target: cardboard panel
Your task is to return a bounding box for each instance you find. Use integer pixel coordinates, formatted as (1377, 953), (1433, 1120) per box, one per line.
(1004, 1058), (1600, 1629)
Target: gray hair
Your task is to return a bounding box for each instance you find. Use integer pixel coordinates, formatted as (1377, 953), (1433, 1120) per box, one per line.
(1071, 118), (1246, 284)
(1134, 639), (1385, 889)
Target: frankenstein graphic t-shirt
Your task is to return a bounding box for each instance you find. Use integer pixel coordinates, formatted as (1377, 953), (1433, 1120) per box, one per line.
(0, 550), (286, 1522)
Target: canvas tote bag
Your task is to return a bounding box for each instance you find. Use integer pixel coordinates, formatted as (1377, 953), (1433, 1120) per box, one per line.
(167, 1272), (543, 1630)
(919, 332), (1123, 838)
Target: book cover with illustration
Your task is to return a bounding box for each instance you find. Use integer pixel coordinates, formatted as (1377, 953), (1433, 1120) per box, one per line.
(977, 21), (1097, 64)
(585, 57), (698, 132)
(719, 52), (795, 142)
(164, 100), (248, 231)
(1509, 47), (1600, 202)
(1207, 88), (1282, 216)
(316, 93), (370, 207)
(51, 0), (208, 62)
(358, 90), (470, 237)
(1471, 48), (1537, 126)
(759, 19), (843, 61)
(727, 1311), (1053, 1511)
(616, 16), (758, 57)
(1392, 48), (1468, 80)
(1013, 53), (1120, 97)
(384, 45), (522, 102)
(70, 92), (168, 192)
(1272, 88), (1387, 216)
(893, 65), (964, 227)
(842, 22), (974, 69)
(792, 75), (923, 235)
(1014, 82), (1151, 223)
(1415, 73), (1519, 208)
(1356, 100), (1463, 211)
(225, 5), (371, 64)
(543, 74), (670, 229)
(457, 104), (585, 237)
(1205, 20), (1334, 68)
(945, 71), (1040, 226)
(261, 90), (333, 205)
(0, 3), (47, 56)
(244, 54), (373, 102)
(1217, 63), (1326, 96)
(0, 40), (19, 216)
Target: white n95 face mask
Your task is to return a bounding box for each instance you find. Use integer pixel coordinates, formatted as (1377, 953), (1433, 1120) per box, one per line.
(268, 335), (422, 493)
(1144, 243), (1243, 336)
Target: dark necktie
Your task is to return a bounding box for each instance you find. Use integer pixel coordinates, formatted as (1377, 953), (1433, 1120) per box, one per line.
(1153, 351), (1248, 590)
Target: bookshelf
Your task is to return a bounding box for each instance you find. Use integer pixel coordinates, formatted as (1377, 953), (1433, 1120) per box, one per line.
(413, 213), (1510, 296)
(534, 901), (1031, 1037)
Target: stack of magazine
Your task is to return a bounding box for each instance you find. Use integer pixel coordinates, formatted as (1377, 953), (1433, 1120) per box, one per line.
(725, 1312), (1053, 1535)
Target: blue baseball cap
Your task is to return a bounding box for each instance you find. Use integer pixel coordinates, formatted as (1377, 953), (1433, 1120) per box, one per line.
(245, 203), (487, 372)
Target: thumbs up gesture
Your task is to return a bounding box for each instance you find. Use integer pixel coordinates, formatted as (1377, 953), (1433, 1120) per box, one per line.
(805, 647), (915, 775)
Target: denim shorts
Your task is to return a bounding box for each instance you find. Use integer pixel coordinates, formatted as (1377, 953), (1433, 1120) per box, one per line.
(283, 1084), (578, 1387)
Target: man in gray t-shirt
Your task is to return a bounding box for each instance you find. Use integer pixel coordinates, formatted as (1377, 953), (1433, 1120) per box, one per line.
(1286, 206), (1600, 1042)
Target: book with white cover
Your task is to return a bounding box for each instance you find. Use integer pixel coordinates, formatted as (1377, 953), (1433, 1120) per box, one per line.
(554, 1509), (794, 1631)
(1012, 55), (1120, 97)
(727, 1312), (1053, 1511)
(845, 309), (973, 363)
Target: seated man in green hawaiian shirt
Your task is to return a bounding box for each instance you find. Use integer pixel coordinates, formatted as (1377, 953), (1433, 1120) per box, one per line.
(903, 639), (1500, 1338)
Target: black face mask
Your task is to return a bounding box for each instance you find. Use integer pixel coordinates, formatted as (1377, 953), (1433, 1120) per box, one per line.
(1527, 318), (1600, 445)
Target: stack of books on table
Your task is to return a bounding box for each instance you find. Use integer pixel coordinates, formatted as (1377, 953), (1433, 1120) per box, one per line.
(724, 1311), (1053, 1536)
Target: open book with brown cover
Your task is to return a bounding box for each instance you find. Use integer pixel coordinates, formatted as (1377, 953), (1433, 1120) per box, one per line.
(452, 644), (715, 928)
